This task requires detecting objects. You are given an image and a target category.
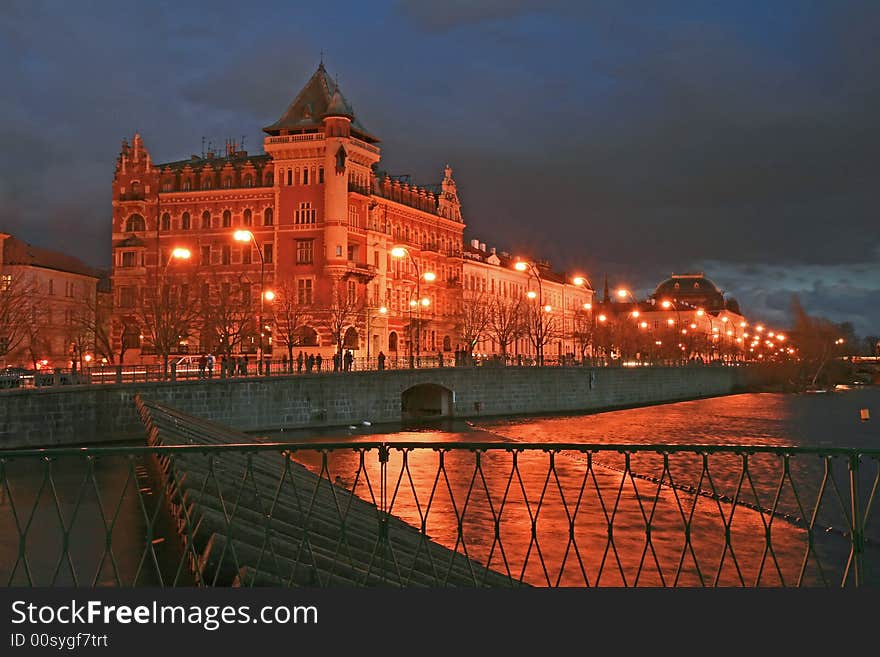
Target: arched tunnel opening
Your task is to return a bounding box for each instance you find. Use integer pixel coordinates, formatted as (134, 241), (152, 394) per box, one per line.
(401, 384), (453, 420)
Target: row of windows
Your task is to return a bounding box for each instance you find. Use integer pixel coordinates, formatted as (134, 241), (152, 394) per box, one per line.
(147, 208), (275, 233)
(281, 166), (324, 186)
(160, 172), (274, 193)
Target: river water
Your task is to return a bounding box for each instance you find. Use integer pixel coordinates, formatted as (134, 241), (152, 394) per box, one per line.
(2, 388), (878, 586)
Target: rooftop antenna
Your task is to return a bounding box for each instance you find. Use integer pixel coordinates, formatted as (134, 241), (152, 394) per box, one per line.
(201, 136), (206, 158)
(241, 135), (246, 153)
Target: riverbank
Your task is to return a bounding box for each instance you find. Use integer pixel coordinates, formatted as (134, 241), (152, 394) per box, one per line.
(0, 365), (774, 448)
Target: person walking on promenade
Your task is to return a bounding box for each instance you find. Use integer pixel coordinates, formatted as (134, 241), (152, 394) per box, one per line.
(306, 353), (315, 373)
(344, 349), (354, 372)
(437, 350), (444, 368)
(296, 351), (304, 374)
(316, 353), (323, 372)
(377, 351), (386, 371)
(206, 353), (215, 378)
(198, 353), (207, 379)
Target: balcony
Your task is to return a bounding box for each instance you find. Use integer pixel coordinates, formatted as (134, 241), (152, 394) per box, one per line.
(118, 192), (145, 202)
(342, 261), (378, 283)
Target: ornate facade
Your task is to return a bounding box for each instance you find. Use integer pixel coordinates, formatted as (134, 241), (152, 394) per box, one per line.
(109, 64), (592, 363)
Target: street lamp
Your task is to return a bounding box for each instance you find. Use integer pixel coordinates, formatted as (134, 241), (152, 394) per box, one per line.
(233, 230), (273, 373)
(390, 246), (435, 367)
(514, 259), (547, 365)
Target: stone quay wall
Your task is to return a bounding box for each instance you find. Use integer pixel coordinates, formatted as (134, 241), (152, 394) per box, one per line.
(0, 365), (765, 448)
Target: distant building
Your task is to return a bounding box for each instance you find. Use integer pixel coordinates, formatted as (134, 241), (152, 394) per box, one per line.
(596, 272), (749, 360)
(462, 239), (593, 359)
(0, 233), (105, 369)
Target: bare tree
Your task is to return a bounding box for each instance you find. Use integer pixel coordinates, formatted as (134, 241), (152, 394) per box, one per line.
(137, 273), (202, 377)
(455, 290), (491, 354)
(790, 295), (845, 387)
(199, 274), (254, 360)
(487, 296), (522, 358)
(571, 308), (594, 359)
(271, 281), (312, 369)
(319, 280), (362, 367)
(522, 299), (558, 366)
(0, 270), (37, 367)
(69, 291), (114, 364)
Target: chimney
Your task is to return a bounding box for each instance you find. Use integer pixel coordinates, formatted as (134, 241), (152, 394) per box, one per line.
(490, 247), (496, 255)
(470, 239), (480, 249)
(480, 242), (486, 252)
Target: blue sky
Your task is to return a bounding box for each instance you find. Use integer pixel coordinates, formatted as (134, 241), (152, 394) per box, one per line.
(1, 1), (878, 335)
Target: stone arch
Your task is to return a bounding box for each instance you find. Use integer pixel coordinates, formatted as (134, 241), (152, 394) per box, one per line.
(343, 326), (359, 349)
(401, 384), (453, 420)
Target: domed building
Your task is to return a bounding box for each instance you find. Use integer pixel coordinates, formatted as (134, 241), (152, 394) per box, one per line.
(650, 272), (725, 312)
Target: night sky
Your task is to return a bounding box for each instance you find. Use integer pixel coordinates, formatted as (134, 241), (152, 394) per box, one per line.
(1, 1), (878, 336)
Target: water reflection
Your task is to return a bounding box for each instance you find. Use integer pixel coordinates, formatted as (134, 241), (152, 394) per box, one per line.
(275, 389), (880, 586)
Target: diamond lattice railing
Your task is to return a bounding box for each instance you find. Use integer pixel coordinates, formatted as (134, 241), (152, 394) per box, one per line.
(1, 442), (877, 587)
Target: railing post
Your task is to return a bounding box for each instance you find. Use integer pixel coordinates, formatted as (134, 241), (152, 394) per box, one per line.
(848, 454), (864, 587)
(170, 362), (177, 382)
(378, 443), (390, 584)
(115, 365), (123, 385)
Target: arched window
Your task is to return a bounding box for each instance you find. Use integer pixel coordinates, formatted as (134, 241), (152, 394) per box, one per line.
(201, 211), (211, 229)
(264, 208), (273, 226)
(181, 212), (191, 230)
(443, 335), (451, 352)
(183, 180), (191, 191)
(130, 181), (140, 196)
(223, 177), (232, 189)
(125, 214), (146, 232)
(243, 209), (252, 226)
(222, 210), (231, 227)
(297, 326), (319, 347)
(343, 327), (359, 349)
(388, 332), (398, 352)
(243, 174), (253, 187)
(202, 177), (212, 190)
(265, 172), (273, 186)
(160, 213), (171, 231)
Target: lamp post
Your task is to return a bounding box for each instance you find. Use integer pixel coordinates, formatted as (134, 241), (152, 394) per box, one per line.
(233, 230), (273, 373)
(391, 246), (434, 368)
(365, 303), (388, 364)
(514, 260), (547, 365)
(566, 275), (591, 360)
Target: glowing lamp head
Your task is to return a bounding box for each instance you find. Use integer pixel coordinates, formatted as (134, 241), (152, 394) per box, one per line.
(263, 290), (275, 302)
(409, 299), (417, 308)
(631, 310), (640, 318)
(640, 321), (648, 329)
(526, 290), (537, 300)
(390, 246), (407, 258)
(740, 322), (747, 328)
(696, 309), (705, 317)
(756, 325), (764, 332)
(768, 331), (775, 338)
(777, 334), (786, 341)
(543, 304), (552, 313)
(84, 354), (92, 363)
(572, 276), (586, 286)
(598, 314), (607, 323)
(423, 271), (436, 282)
(667, 319), (675, 326)
(690, 323), (697, 329)
(616, 289), (629, 299)
(661, 300), (672, 309)
(233, 230), (253, 243)
(421, 297), (431, 307)
(171, 247), (191, 260)
(514, 261), (528, 272)
(583, 302), (592, 310)
(379, 306), (388, 314)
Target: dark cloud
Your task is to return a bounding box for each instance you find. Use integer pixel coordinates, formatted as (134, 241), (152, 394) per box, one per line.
(1, 1), (878, 336)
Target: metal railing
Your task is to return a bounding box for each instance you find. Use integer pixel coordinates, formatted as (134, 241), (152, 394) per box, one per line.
(0, 357), (755, 389)
(1, 442), (876, 586)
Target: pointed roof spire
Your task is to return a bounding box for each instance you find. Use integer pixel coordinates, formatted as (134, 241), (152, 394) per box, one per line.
(263, 64), (378, 142)
(603, 274), (610, 304)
